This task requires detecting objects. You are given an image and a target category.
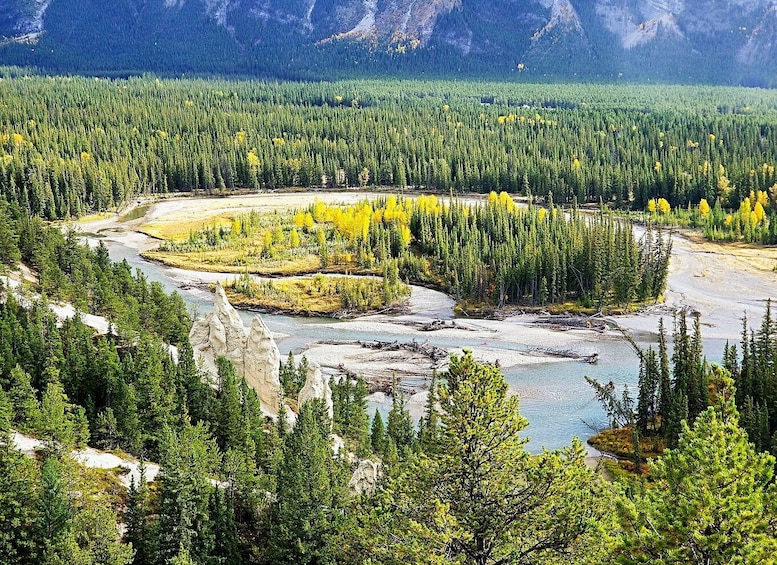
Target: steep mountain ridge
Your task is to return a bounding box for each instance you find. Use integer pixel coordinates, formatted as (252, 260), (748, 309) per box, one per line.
(1, 0), (775, 84)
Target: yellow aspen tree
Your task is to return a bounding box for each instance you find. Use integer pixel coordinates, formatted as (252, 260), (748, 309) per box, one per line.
(753, 201), (765, 224)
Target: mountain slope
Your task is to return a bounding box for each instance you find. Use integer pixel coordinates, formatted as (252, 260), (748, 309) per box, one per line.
(0, 0), (775, 84)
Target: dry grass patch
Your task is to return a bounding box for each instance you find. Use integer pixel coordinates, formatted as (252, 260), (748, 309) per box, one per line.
(141, 249), (358, 276)
(76, 212), (115, 223)
(223, 274), (410, 317)
(140, 215), (235, 241)
(681, 229), (777, 273)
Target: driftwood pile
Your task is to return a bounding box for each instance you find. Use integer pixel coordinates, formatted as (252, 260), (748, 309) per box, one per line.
(533, 347), (599, 364)
(356, 339), (449, 364)
(319, 339), (448, 395)
(535, 316), (610, 333)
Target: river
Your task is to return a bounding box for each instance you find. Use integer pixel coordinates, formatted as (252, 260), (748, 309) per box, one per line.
(81, 193), (777, 453)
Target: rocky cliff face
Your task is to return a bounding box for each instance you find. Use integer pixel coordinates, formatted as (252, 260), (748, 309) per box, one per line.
(1, 0), (776, 84)
(189, 284), (281, 415)
(0, 0), (50, 40)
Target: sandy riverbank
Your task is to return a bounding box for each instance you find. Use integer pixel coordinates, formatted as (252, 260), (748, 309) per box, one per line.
(612, 229), (777, 342)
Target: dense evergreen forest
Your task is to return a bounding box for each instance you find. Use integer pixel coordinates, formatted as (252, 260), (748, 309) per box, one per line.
(2, 73), (777, 229)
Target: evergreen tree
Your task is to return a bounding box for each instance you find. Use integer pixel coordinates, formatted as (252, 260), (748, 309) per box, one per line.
(657, 317), (672, 436)
(386, 383), (414, 457)
(38, 378), (80, 456)
(268, 399), (348, 564)
(370, 409), (386, 455)
(209, 488), (240, 565)
(7, 364), (42, 433)
(152, 419), (220, 565)
(346, 351), (612, 564)
(615, 370), (777, 563)
(417, 373), (441, 453)
(215, 357), (245, 453)
(125, 463), (150, 565)
(636, 347), (659, 433)
(0, 429), (41, 564)
(0, 199), (20, 267)
(37, 457), (72, 561)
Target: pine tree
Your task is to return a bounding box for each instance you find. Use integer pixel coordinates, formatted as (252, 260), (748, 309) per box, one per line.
(386, 380), (414, 457)
(152, 420), (220, 565)
(370, 409), (386, 455)
(347, 351), (612, 564)
(209, 488), (240, 565)
(38, 379), (78, 456)
(417, 373), (441, 453)
(125, 463), (150, 565)
(7, 364), (42, 433)
(37, 457), (72, 559)
(0, 429), (41, 564)
(0, 199), (20, 267)
(215, 357), (245, 452)
(636, 347), (659, 433)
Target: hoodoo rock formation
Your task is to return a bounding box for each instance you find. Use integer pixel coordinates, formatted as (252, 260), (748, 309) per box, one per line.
(297, 362), (334, 422)
(189, 284), (281, 414)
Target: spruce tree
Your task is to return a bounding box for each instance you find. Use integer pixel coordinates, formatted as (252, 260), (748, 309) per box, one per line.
(269, 399), (347, 564)
(370, 409), (386, 455)
(345, 351), (612, 564)
(125, 463), (150, 565)
(0, 429), (41, 564)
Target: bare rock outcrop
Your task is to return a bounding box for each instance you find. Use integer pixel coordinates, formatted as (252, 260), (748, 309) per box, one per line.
(297, 362), (333, 422)
(244, 316), (281, 413)
(189, 284), (281, 414)
(348, 459), (380, 495)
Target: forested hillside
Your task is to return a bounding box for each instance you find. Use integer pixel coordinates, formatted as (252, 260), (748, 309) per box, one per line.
(1, 0), (776, 85)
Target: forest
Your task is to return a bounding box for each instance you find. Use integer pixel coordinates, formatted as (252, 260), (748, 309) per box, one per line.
(605, 304), (777, 460)
(2, 72), (777, 563)
(2, 73), (777, 234)
(1, 179), (776, 564)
